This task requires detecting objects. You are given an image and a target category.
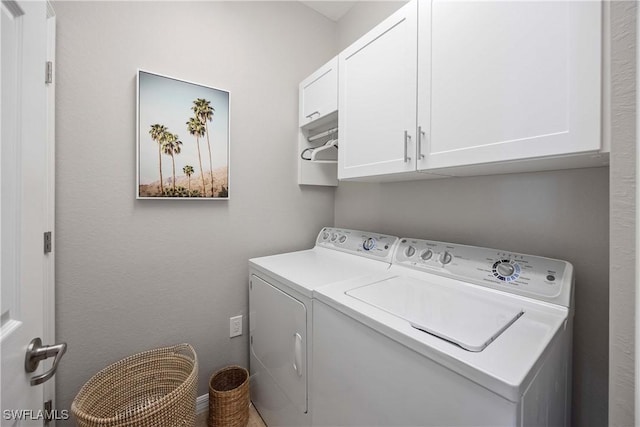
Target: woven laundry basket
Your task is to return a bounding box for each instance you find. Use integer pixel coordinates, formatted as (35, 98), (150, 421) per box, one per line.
(71, 343), (198, 427)
(208, 366), (249, 427)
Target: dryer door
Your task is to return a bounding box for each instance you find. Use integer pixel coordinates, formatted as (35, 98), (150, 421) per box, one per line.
(250, 274), (307, 413)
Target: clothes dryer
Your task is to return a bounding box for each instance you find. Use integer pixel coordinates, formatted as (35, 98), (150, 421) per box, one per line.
(312, 237), (574, 426)
(249, 227), (399, 427)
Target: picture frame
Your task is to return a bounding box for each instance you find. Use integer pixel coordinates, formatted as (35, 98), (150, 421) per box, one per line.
(136, 69), (230, 200)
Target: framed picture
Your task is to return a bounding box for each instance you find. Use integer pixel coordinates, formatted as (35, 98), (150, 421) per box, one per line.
(137, 70), (230, 199)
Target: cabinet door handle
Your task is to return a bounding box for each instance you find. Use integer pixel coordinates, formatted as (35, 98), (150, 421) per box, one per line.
(404, 131), (412, 163)
(305, 111), (320, 120)
(417, 126), (426, 160)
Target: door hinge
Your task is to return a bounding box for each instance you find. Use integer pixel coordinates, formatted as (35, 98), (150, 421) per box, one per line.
(43, 400), (52, 425)
(44, 231), (52, 254)
(45, 61), (53, 84)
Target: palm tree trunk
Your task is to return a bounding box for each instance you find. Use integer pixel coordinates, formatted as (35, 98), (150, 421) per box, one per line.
(205, 123), (214, 197)
(158, 143), (164, 195)
(171, 153), (176, 190)
(188, 176), (191, 192)
(196, 137), (206, 196)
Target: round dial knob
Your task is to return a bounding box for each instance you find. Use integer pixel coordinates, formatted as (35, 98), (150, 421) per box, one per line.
(330, 233), (338, 242)
(420, 249), (433, 261)
(362, 237), (376, 251)
(322, 231), (330, 240)
(439, 251), (452, 265)
(405, 246), (416, 257)
(339, 235), (347, 244)
(496, 262), (515, 277)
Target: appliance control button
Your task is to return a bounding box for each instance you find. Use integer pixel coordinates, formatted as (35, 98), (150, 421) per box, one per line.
(439, 251), (452, 265)
(322, 231), (330, 240)
(405, 246), (416, 257)
(330, 233), (338, 242)
(546, 275), (556, 282)
(496, 262), (515, 277)
(339, 235), (347, 244)
(363, 237), (376, 251)
(420, 249), (433, 261)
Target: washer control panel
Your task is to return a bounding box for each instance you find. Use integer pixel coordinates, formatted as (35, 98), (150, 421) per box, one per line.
(394, 238), (573, 307)
(317, 227), (399, 262)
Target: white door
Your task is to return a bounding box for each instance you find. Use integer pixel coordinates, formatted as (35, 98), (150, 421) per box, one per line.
(338, 0), (417, 180)
(249, 275), (307, 414)
(1, 1), (61, 425)
(421, 0), (601, 171)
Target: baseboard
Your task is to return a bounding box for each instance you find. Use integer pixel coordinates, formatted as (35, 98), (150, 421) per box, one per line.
(196, 394), (208, 415)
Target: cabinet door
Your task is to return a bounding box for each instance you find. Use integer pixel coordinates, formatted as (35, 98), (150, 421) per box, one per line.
(299, 57), (338, 127)
(338, 0), (417, 180)
(419, 1), (601, 171)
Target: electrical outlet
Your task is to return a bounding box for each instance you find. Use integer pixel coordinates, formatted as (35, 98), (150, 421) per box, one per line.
(230, 315), (243, 338)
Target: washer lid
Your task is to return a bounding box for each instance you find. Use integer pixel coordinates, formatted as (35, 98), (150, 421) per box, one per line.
(346, 276), (525, 352)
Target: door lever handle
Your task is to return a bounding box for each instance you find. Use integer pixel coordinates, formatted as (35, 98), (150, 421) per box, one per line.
(24, 337), (67, 386)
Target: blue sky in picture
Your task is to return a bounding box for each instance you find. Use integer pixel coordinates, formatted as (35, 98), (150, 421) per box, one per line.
(138, 71), (229, 185)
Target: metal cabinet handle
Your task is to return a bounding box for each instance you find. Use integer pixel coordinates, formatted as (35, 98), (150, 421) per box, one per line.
(404, 131), (412, 163)
(24, 337), (67, 386)
(418, 126), (426, 160)
(293, 333), (302, 377)
(305, 111), (320, 120)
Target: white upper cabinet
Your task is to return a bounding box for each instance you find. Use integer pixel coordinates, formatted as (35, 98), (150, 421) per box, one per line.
(338, 0), (603, 181)
(338, 2), (418, 180)
(417, 0), (602, 172)
(299, 57), (338, 127)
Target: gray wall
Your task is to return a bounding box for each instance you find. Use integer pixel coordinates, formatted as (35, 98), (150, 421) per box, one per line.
(609, 1), (637, 425)
(335, 3), (610, 426)
(54, 1), (337, 418)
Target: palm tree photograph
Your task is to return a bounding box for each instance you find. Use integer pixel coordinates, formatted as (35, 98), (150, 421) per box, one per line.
(137, 70), (229, 199)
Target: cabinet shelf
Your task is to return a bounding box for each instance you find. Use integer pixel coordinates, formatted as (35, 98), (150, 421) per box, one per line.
(306, 160), (338, 165)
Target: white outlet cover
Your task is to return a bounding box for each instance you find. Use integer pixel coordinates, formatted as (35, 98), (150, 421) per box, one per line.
(230, 315), (243, 338)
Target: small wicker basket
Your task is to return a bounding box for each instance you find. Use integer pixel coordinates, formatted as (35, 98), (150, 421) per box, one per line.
(71, 343), (198, 427)
(208, 365), (249, 427)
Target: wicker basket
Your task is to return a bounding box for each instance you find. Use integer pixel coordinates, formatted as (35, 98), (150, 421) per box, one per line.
(71, 343), (198, 427)
(208, 366), (249, 427)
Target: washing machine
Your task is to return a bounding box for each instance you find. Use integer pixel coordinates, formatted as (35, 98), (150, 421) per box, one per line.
(312, 237), (574, 426)
(248, 227), (399, 427)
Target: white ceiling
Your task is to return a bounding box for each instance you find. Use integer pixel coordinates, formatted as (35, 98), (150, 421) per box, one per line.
(300, 1), (358, 22)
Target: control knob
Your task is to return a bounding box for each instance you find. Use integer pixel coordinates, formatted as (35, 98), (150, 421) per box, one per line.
(420, 249), (433, 261)
(439, 251), (452, 265)
(496, 262), (515, 277)
(405, 246), (416, 257)
(363, 237), (376, 251)
(330, 233), (338, 242)
(322, 231), (330, 240)
(339, 235), (347, 244)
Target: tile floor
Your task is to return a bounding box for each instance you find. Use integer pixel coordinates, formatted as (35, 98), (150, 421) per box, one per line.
(195, 404), (267, 427)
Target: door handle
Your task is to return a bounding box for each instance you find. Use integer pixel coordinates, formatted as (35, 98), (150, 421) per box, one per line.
(404, 130), (412, 163)
(24, 337), (67, 386)
(292, 333), (302, 377)
(417, 126), (426, 160)
(305, 111), (320, 120)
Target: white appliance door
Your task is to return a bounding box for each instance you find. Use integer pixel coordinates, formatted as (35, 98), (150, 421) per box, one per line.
(347, 276), (524, 352)
(250, 275), (307, 413)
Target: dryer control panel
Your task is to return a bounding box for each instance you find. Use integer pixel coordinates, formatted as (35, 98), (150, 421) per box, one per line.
(316, 227), (399, 263)
(394, 238), (573, 308)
